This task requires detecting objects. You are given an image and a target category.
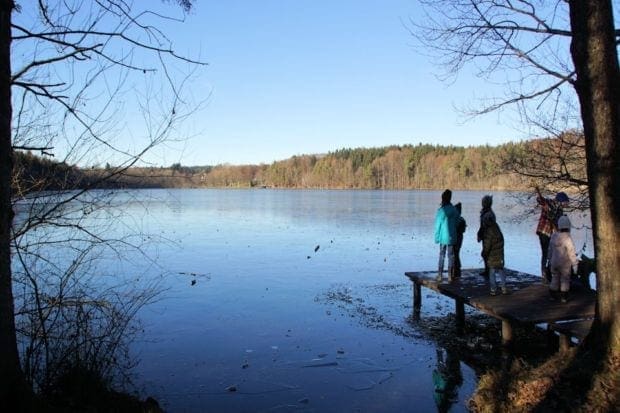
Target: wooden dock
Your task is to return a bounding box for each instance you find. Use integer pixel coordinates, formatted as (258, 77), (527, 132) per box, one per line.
(404, 268), (596, 347)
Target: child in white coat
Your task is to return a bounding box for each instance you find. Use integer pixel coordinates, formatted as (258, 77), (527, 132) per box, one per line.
(547, 215), (579, 303)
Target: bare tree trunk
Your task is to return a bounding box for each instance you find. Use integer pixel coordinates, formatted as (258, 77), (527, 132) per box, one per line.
(0, 0), (29, 405)
(569, 0), (620, 357)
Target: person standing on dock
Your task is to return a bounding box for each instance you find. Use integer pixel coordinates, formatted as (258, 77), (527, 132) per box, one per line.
(476, 195), (495, 277)
(434, 189), (459, 282)
(454, 202), (467, 278)
(535, 187), (569, 284)
(548, 215), (579, 303)
(480, 212), (507, 295)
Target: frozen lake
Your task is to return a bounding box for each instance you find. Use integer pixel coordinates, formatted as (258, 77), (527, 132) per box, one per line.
(30, 188), (595, 412)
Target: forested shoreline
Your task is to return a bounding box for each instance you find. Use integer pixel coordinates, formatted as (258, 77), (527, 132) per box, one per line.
(13, 137), (584, 193)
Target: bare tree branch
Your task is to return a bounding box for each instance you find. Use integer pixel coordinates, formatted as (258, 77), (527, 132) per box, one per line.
(5, 0), (206, 399)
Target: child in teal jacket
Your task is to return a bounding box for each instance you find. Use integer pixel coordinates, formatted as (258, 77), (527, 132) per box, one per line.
(434, 189), (459, 282)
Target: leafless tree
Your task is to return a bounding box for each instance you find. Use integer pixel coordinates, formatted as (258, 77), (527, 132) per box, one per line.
(410, 0), (589, 201)
(1, 0), (206, 407)
(501, 129), (589, 210)
(411, 0), (619, 410)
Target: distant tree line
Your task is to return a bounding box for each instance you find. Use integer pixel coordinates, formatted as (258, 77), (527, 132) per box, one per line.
(193, 139), (583, 191)
(13, 137), (586, 192)
(255, 144), (506, 190)
(12, 151), (84, 194)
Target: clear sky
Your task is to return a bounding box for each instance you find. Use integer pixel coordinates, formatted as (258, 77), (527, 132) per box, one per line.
(138, 1), (527, 166)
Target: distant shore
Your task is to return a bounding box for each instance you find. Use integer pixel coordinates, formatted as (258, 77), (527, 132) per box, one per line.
(14, 139), (584, 193)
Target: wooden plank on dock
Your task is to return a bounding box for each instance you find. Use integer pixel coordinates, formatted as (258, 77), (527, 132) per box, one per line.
(405, 268), (596, 345)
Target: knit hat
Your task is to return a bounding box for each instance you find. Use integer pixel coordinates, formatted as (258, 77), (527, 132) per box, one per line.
(555, 192), (569, 203)
(481, 195), (493, 208)
(558, 215), (571, 230)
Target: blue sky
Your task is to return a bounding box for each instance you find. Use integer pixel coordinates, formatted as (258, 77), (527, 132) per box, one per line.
(142, 0), (527, 167)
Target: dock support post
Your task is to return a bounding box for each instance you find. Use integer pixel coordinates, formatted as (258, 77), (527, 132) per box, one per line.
(413, 282), (421, 311)
(455, 299), (465, 333)
(558, 334), (571, 353)
(501, 320), (513, 346)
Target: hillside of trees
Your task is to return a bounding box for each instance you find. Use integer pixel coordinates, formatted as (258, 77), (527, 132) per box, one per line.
(254, 144), (510, 190)
(13, 137), (586, 192)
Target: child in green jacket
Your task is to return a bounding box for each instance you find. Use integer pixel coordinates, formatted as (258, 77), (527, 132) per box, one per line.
(480, 212), (507, 295)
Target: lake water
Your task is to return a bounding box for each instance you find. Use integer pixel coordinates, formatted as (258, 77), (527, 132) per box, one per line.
(48, 189), (597, 412)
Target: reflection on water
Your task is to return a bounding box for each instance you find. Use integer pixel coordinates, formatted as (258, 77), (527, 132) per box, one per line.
(433, 347), (464, 413)
(73, 189), (592, 412)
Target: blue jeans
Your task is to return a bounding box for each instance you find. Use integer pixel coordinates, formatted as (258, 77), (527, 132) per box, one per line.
(489, 268), (506, 291)
(438, 245), (454, 272)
